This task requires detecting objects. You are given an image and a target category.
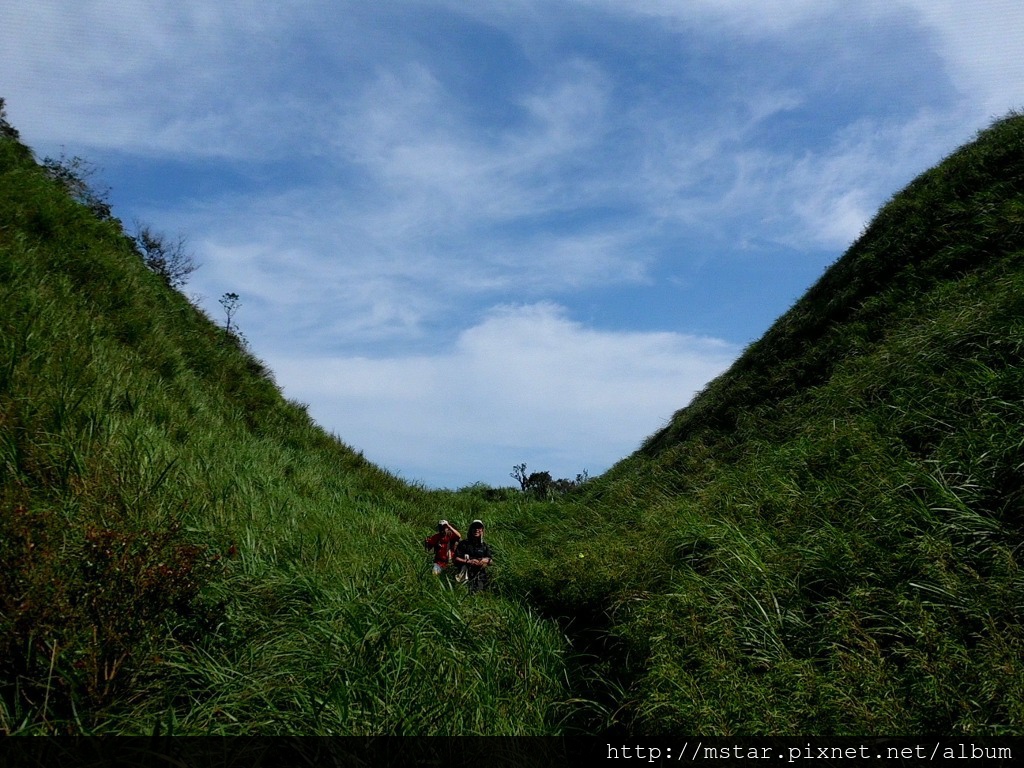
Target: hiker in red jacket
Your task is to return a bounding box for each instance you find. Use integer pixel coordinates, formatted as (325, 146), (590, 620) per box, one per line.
(424, 519), (461, 575)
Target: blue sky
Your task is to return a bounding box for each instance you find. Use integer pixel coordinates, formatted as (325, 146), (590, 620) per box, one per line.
(4, 1), (1024, 488)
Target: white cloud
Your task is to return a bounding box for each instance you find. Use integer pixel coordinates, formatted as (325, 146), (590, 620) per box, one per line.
(782, 109), (986, 248)
(166, 55), (648, 348)
(0, 1), (334, 156)
(334, 58), (614, 229)
(580, 0), (835, 35)
(270, 303), (738, 487)
(899, 0), (1024, 119)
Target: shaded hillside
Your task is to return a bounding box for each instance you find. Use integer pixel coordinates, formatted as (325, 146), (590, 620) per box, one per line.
(503, 113), (1024, 734)
(0, 103), (569, 735)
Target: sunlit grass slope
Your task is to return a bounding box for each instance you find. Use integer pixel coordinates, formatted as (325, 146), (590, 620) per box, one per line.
(503, 113), (1024, 735)
(5, 102), (1024, 738)
(0, 116), (569, 735)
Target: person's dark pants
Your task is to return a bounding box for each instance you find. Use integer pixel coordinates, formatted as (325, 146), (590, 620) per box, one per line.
(467, 569), (489, 593)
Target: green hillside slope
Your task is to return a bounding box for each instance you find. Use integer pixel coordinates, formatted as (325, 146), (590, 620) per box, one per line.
(0, 105), (569, 735)
(505, 113), (1024, 734)
(4, 99), (1024, 737)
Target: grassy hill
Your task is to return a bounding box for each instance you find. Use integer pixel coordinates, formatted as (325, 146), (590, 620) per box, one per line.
(2, 101), (1023, 736)
(505, 111), (1024, 735)
(0, 104), (569, 735)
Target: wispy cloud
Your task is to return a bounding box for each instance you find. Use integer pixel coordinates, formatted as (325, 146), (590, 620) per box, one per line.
(901, 0), (1024, 119)
(782, 111), (975, 247)
(330, 58), (623, 256)
(1, 1), (348, 157)
(581, 0), (836, 35)
(171, 55), (649, 347)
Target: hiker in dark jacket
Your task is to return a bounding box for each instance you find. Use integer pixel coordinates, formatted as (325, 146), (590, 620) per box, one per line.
(424, 519), (461, 575)
(454, 519), (492, 592)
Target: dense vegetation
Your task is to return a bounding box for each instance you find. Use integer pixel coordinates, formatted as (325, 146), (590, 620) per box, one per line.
(2, 101), (1022, 735)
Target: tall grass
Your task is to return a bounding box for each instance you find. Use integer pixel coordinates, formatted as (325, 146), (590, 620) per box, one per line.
(4, 106), (1024, 736)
